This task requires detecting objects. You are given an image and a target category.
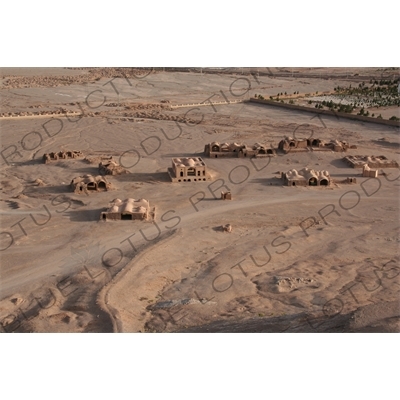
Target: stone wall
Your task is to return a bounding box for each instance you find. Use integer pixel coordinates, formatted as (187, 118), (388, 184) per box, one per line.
(249, 98), (400, 128)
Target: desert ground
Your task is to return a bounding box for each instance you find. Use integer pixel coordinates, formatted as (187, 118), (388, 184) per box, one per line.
(0, 67), (399, 332)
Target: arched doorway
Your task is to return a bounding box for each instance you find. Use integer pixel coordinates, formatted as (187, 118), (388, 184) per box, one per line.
(309, 177), (318, 186)
(98, 181), (106, 190)
(320, 179), (329, 186)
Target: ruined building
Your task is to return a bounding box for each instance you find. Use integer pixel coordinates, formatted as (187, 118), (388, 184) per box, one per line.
(278, 137), (308, 153)
(307, 138), (353, 152)
(100, 198), (155, 221)
(70, 175), (111, 194)
(168, 157), (212, 182)
(204, 142), (276, 158)
(282, 168), (331, 186)
(84, 155), (113, 164)
(278, 137), (354, 153)
(43, 150), (83, 163)
(343, 155), (399, 169)
(99, 158), (128, 175)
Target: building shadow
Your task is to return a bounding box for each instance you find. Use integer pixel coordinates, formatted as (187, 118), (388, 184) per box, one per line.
(330, 158), (350, 168)
(250, 177), (282, 186)
(372, 139), (400, 150)
(212, 225), (226, 232)
(13, 159), (43, 167)
(73, 166), (102, 175)
(162, 152), (204, 158)
(114, 172), (171, 183)
(65, 208), (106, 222)
(202, 197), (222, 201)
(23, 184), (69, 195)
(330, 173), (361, 178)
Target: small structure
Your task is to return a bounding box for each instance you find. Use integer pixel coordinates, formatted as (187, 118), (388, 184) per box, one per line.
(99, 158), (128, 175)
(282, 168), (331, 187)
(343, 155), (399, 169)
(100, 198), (155, 221)
(362, 164), (378, 178)
(204, 142), (275, 158)
(223, 224), (232, 233)
(168, 157), (212, 182)
(250, 143), (276, 157)
(345, 177), (357, 184)
(221, 191), (232, 200)
(70, 175), (111, 194)
(43, 150), (83, 163)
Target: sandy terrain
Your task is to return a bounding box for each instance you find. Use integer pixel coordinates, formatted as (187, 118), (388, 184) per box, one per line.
(0, 67), (399, 332)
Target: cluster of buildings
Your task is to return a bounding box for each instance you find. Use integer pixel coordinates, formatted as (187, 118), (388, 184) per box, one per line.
(40, 133), (397, 222)
(202, 138), (353, 188)
(201, 137), (398, 188)
(41, 151), (154, 222)
(278, 137), (354, 153)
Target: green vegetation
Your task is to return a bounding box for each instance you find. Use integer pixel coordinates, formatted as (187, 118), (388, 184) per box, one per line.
(333, 79), (400, 108)
(318, 99), (354, 113)
(255, 77), (399, 122)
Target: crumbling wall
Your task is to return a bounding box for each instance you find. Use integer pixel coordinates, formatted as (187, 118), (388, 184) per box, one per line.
(344, 155), (399, 169)
(205, 142), (275, 158)
(362, 165), (378, 178)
